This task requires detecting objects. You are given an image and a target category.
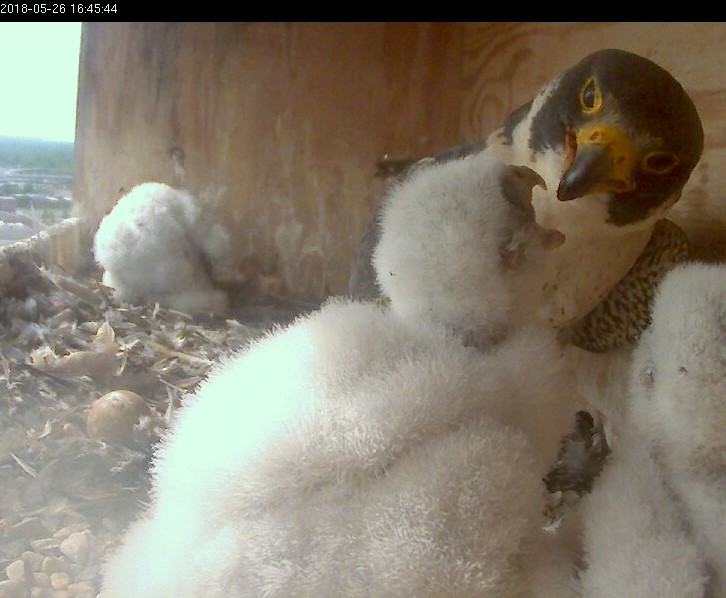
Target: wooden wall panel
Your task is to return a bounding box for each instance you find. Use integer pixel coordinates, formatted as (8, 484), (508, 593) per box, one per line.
(458, 22), (726, 261)
(73, 22), (725, 303)
(73, 22), (464, 300)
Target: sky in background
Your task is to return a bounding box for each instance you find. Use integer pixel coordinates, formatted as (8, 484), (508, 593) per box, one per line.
(0, 23), (82, 143)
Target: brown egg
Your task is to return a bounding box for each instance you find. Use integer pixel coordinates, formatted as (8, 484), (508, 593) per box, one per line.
(87, 390), (152, 445)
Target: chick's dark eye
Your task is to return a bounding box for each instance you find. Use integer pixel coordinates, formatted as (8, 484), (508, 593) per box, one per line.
(580, 77), (602, 113)
(642, 151), (679, 174)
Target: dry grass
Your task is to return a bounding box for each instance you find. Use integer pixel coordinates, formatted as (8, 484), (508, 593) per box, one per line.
(0, 255), (307, 597)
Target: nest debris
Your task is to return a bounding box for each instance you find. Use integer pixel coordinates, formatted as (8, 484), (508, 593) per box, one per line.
(0, 255), (306, 598)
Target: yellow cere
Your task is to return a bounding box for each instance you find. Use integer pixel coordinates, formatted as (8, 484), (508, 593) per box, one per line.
(576, 123), (637, 189)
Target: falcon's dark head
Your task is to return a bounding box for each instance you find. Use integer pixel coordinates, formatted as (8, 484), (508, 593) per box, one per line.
(528, 48), (704, 226)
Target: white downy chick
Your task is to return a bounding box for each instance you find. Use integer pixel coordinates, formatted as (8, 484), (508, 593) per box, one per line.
(100, 154), (580, 598)
(93, 182), (232, 314)
(374, 151), (565, 348)
(580, 262), (726, 598)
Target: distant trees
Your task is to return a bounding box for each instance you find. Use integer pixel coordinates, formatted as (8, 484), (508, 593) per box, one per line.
(0, 137), (74, 174)
(0, 182), (24, 195)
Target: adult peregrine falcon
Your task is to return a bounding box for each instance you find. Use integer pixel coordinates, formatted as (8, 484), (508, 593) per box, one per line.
(350, 49), (704, 352)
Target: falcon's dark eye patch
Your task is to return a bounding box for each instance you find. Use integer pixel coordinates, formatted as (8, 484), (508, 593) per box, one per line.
(642, 150), (679, 175)
(580, 77), (603, 114)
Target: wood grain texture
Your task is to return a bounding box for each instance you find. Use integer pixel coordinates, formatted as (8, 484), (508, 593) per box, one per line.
(73, 23), (725, 301)
(74, 22), (464, 299)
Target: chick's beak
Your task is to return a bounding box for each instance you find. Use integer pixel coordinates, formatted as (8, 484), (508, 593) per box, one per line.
(510, 164), (548, 193)
(542, 227), (566, 248)
(557, 123), (637, 202)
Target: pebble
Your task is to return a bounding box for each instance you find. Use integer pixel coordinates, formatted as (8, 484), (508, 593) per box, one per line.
(40, 556), (70, 575)
(0, 579), (22, 598)
(50, 571), (71, 590)
(20, 552), (44, 572)
(4, 560), (26, 582)
(32, 571), (51, 587)
(67, 581), (94, 596)
(52, 524), (87, 542)
(2, 529), (103, 598)
(41, 557), (69, 575)
(59, 532), (90, 565)
(29, 588), (72, 598)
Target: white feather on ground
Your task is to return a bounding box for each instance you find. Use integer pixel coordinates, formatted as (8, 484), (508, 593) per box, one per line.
(580, 262), (726, 598)
(93, 182), (233, 314)
(100, 155), (581, 598)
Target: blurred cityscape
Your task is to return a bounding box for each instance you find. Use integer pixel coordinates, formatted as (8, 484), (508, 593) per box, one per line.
(0, 138), (73, 247)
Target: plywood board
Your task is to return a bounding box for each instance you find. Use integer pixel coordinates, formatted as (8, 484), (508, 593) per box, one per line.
(73, 23), (725, 302)
(74, 22), (464, 299)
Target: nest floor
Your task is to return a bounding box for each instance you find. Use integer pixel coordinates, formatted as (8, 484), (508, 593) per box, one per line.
(0, 255), (309, 598)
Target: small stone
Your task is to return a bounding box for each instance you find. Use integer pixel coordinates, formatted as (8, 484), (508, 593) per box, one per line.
(52, 523), (88, 542)
(52, 527), (71, 541)
(59, 531), (91, 565)
(50, 571), (71, 590)
(41, 556), (69, 575)
(66, 581), (94, 596)
(33, 571), (51, 587)
(21, 551), (44, 572)
(5, 559), (27, 582)
(0, 579), (21, 598)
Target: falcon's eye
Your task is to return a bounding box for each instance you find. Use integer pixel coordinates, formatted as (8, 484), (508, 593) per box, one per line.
(642, 151), (679, 175)
(580, 77), (602, 114)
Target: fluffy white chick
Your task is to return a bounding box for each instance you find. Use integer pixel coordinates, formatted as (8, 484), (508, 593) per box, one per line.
(374, 152), (565, 348)
(100, 154), (580, 598)
(93, 182), (232, 314)
(579, 262), (726, 598)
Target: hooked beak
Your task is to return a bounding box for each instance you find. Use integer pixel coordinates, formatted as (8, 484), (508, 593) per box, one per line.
(557, 123), (637, 202)
(510, 164), (548, 192)
(540, 227), (566, 249)
(512, 165), (564, 248)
